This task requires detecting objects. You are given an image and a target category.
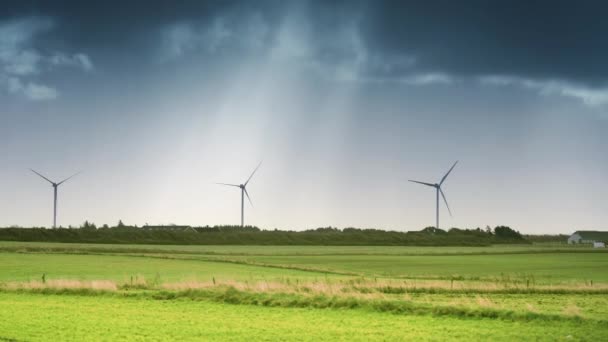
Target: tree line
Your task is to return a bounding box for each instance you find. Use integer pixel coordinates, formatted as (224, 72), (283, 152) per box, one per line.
(0, 224), (528, 246)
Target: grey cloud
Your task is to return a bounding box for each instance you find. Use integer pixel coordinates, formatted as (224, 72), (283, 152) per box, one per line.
(0, 75), (58, 100)
(360, 1), (608, 86)
(50, 52), (94, 72)
(400, 73), (453, 86)
(0, 17), (51, 76)
(0, 16), (92, 101)
(4, 1), (608, 84)
(21, 82), (59, 100)
(480, 75), (608, 107)
(158, 3), (434, 85)
(4, 1), (608, 101)
(159, 11), (270, 61)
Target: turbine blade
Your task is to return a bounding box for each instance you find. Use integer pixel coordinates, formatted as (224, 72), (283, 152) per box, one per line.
(215, 183), (240, 188)
(243, 188), (253, 207)
(408, 180), (435, 187)
(439, 188), (453, 217)
(440, 161), (458, 186)
(244, 160), (263, 186)
(30, 169), (54, 184)
(57, 171), (82, 186)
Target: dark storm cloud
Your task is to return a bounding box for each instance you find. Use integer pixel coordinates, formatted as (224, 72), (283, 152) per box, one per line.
(361, 1), (608, 86)
(0, 1), (283, 49)
(2, 1), (608, 86)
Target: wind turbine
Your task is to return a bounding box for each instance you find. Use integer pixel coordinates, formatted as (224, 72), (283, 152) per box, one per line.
(216, 161), (262, 227)
(30, 169), (81, 228)
(409, 161), (458, 229)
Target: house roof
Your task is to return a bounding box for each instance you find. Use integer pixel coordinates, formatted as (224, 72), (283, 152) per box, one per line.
(573, 231), (608, 241)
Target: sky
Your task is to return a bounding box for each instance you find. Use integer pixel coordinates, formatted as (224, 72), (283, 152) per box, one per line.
(1, 0), (607, 234)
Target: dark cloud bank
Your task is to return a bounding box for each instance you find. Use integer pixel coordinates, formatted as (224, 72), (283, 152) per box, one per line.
(2, 0), (608, 89)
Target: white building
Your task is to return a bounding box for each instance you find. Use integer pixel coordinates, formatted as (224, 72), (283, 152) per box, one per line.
(568, 231), (608, 245)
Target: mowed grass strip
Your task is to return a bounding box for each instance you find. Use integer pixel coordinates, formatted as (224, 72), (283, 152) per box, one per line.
(0, 253), (335, 282)
(222, 253), (608, 283)
(0, 292), (606, 341)
(1, 241), (605, 256)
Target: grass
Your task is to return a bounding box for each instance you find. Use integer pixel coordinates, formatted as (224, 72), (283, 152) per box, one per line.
(0, 253), (333, 282)
(0, 241), (607, 340)
(1, 240), (603, 255)
(0, 292), (606, 341)
(218, 253), (608, 283)
(3, 242), (607, 284)
(0, 286), (592, 323)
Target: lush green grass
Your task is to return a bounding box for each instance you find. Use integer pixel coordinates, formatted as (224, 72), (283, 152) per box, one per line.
(0, 240), (599, 255)
(0, 292), (606, 341)
(1, 242), (607, 341)
(220, 253), (608, 283)
(401, 293), (608, 320)
(2, 244), (606, 284)
(0, 253), (332, 282)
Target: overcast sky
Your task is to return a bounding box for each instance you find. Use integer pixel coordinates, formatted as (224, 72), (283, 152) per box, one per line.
(1, 0), (607, 233)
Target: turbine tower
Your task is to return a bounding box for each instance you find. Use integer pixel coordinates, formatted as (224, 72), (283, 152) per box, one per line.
(216, 161), (262, 227)
(409, 161), (458, 229)
(30, 169), (81, 228)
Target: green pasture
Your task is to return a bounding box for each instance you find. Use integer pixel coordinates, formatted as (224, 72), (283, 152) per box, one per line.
(402, 293), (608, 320)
(1, 242), (607, 341)
(0, 253), (330, 282)
(0, 240), (599, 255)
(222, 253), (608, 283)
(0, 292), (605, 341)
(1, 242), (605, 284)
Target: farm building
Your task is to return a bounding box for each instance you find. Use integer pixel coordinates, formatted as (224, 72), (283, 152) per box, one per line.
(567, 231), (608, 245)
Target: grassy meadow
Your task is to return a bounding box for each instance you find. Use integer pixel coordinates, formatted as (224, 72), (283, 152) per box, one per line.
(0, 241), (607, 341)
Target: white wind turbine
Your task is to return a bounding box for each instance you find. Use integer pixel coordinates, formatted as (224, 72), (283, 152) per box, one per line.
(216, 161), (262, 227)
(409, 161), (458, 229)
(30, 169), (81, 228)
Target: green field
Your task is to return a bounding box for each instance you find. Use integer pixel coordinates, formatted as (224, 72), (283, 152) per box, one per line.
(1, 242), (607, 341)
(1, 292), (606, 341)
(0, 240), (596, 255)
(0, 253), (330, 282)
(218, 253), (608, 282)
